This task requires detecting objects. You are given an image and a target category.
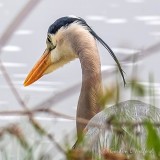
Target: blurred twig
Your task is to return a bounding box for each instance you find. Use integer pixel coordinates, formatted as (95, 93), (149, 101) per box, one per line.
(0, 108), (159, 129)
(29, 118), (66, 154)
(0, 0), (69, 155)
(123, 42), (160, 62)
(0, 108), (99, 129)
(0, 59), (28, 110)
(0, 0), (41, 107)
(0, 0), (42, 109)
(0, 0), (41, 54)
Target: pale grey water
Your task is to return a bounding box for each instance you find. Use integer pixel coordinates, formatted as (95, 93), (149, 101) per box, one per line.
(0, 0), (160, 159)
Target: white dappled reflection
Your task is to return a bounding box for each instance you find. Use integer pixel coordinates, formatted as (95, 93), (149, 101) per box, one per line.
(86, 15), (127, 24)
(29, 81), (63, 86)
(14, 29), (33, 35)
(34, 116), (73, 122)
(146, 20), (160, 25)
(86, 15), (105, 21)
(135, 16), (160, 26)
(20, 86), (56, 92)
(138, 82), (160, 87)
(101, 65), (115, 71)
(112, 48), (140, 54)
(135, 16), (160, 21)
(105, 18), (127, 24)
(122, 61), (142, 66)
(0, 116), (73, 122)
(13, 74), (28, 78)
(126, 0), (144, 3)
(150, 32), (160, 36)
(1, 62), (26, 67)
(0, 116), (20, 120)
(13, 80), (63, 86)
(2, 45), (21, 52)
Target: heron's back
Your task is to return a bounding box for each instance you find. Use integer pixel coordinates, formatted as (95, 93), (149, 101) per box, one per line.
(83, 100), (160, 157)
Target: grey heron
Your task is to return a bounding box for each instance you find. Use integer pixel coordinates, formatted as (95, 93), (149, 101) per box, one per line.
(24, 16), (160, 157)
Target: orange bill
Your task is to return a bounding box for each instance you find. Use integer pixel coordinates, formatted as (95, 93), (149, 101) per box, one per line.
(23, 49), (51, 86)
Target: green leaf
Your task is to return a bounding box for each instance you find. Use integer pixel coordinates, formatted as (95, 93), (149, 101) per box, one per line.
(145, 120), (160, 157)
(130, 80), (145, 97)
(98, 86), (116, 108)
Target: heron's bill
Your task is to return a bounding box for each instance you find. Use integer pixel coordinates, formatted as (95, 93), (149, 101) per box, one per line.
(23, 49), (51, 86)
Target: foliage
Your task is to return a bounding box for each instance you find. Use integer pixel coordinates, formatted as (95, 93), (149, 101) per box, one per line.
(0, 74), (159, 159)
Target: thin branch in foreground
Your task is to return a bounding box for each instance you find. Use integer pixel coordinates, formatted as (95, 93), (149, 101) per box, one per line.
(29, 117), (66, 154)
(0, 108), (160, 130)
(0, 0), (41, 53)
(5, 124), (29, 149)
(0, 121), (66, 156)
(0, 108), (99, 129)
(0, 0), (41, 110)
(0, 59), (27, 110)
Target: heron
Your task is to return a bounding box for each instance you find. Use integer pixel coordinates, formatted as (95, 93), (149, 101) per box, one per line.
(24, 16), (160, 157)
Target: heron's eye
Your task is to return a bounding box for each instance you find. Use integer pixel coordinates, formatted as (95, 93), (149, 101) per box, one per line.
(46, 35), (56, 50)
(47, 37), (52, 43)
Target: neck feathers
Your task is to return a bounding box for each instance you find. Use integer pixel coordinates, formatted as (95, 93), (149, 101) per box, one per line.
(67, 24), (103, 134)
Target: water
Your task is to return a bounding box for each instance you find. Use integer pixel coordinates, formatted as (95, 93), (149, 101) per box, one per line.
(0, 0), (160, 159)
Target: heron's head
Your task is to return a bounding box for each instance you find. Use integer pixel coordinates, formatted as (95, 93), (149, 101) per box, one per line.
(24, 16), (125, 86)
(24, 16), (87, 86)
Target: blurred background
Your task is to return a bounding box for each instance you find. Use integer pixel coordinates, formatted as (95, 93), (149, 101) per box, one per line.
(0, 0), (160, 159)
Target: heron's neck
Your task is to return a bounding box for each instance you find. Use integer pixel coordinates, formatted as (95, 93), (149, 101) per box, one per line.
(76, 39), (103, 134)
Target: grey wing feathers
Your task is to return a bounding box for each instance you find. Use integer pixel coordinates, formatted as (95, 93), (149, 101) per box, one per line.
(83, 100), (160, 156)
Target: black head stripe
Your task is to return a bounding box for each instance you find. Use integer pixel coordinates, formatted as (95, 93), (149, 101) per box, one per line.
(48, 16), (87, 34)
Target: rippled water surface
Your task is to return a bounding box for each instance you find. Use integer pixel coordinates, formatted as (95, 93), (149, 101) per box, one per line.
(0, 0), (160, 159)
